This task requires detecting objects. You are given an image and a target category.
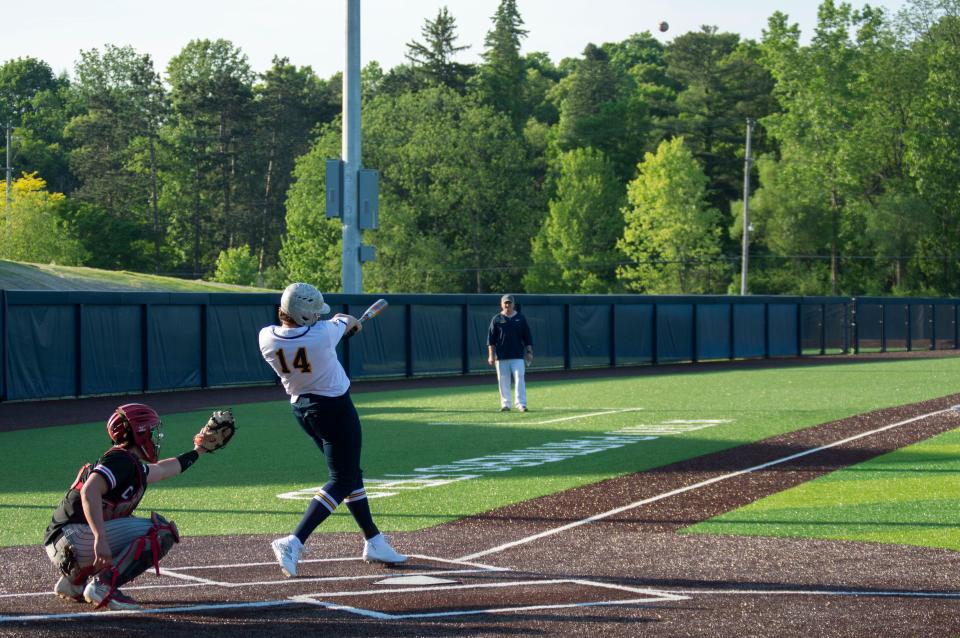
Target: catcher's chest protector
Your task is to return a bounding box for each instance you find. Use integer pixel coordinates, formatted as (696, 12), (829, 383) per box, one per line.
(72, 448), (147, 520)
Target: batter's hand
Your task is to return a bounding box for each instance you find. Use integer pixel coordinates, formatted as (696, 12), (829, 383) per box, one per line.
(337, 314), (362, 335)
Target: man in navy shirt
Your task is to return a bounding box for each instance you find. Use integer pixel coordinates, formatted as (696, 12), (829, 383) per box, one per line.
(487, 294), (534, 412)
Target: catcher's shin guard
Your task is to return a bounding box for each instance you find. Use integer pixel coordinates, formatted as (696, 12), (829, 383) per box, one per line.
(108, 512), (180, 589)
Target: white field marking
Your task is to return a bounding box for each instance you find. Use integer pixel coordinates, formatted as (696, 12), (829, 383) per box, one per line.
(0, 578), (674, 624)
(276, 414), (730, 501)
(374, 575), (458, 585)
(0, 599), (296, 623)
(162, 554), (508, 572)
(428, 407), (644, 427)
(278, 473), (479, 500)
(166, 556), (367, 570)
(294, 578), (686, 601)
(0, 568), (501, 600)
(292, 579), (688, 620)
(384, 598), (678, 620)
(292, 596), (395, 620)
(0, 555), (510, 602)
(207, 568), (498, 589)
(655, 588), (960, 600)
(157, 568), (224, 586)
(457, 408), (953, 562)
(617, 420), (732, 435)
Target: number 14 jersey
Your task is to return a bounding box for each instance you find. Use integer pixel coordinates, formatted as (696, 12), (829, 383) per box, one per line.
(258, 318), (350, 401)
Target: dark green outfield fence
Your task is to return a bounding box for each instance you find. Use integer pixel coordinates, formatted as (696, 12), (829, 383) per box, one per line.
(0, 291), (956, 402)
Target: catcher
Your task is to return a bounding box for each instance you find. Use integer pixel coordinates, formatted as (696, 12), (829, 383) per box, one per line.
(42, 403), (235, 610)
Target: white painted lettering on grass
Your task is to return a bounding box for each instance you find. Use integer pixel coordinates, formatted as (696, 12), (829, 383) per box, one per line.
(275, 414), (732, 500)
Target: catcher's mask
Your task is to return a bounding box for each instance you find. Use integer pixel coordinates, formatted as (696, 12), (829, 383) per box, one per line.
(107, 403), (163, 463)
(280, 282), (330, 327)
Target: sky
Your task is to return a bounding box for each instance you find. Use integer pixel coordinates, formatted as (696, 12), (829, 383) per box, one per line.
(9, 0), (910, 80)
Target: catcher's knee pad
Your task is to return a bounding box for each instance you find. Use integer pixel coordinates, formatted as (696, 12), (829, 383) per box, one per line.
(110, 512), (180, 587)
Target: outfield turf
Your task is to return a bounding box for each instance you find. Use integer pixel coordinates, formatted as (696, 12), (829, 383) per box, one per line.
(685, 425), (960, 551)
(2, 356), (959, 548)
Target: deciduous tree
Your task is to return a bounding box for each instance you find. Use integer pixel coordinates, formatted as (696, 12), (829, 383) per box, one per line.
(618, 138), (724, 293)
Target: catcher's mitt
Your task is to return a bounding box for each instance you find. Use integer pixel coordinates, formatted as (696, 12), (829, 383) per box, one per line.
(194, 409), (236, 453)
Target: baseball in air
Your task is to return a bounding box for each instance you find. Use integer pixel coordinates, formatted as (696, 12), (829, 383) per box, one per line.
(658, 21), (669, 32)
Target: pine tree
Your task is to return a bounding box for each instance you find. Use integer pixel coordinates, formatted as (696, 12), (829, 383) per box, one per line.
(475, 0), (529, 129)
(405, 6), (472, 91)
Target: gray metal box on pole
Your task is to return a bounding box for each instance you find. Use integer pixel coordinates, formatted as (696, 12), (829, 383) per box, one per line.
(358, 169), (379, 230)
(359, 245), (376, 262)
(325, 159), (343, 218)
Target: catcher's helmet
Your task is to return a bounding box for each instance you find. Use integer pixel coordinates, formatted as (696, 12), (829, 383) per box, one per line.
(280, 282), (330, 327)
(107, 403), (163, 463)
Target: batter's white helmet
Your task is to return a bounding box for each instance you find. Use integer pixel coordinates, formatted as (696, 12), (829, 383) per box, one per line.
(280, 282), (330, 327)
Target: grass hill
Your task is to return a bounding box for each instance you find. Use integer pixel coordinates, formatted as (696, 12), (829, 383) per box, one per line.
(0, 260), (278, 292)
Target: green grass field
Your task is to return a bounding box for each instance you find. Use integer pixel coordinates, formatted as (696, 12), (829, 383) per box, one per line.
(686, 425), (960, 550)
(2, 356), (959, 550)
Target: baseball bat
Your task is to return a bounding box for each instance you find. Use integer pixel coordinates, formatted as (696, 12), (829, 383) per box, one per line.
(346, 298), (388, 337)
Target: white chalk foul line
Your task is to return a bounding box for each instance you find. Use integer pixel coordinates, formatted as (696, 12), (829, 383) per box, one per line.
(457, 407), (953, 561)
(663, 588), (960, 599)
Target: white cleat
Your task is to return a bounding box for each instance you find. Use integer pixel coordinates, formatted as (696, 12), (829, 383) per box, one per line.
(53, 575), (85, 603)
(363, 533), (407, 564)
(271, 535), (304, 578)
(82, 578), (141, 610)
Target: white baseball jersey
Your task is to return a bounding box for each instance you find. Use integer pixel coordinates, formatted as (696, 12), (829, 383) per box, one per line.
(258, 318), (350, 401)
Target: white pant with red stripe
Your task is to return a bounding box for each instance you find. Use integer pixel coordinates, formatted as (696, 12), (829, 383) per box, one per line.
(46, 517), (155, 567)
(495, 359), (527, 409)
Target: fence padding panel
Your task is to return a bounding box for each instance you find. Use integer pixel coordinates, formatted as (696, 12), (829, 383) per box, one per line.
(467, 305), (496, 374)
(208, 305), (277, 386)
(614, 304), (653, 365)
(347, 302), (406, 378)
(768, 304), (798, 357)
(82, 305), (142, 395)
(148, 306), (201, 390)
(658, 304), (694, 363)
(696, 304), (730, 361)
(411, 304), (461, 375)
(734, 304), (765, 358)
(6, 305), (76, 400)
(522, 305), (564, 370)
(570, 304), (610, 367)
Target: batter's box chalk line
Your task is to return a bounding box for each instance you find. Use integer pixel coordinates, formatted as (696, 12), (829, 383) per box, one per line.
(289, 578), (690, 620)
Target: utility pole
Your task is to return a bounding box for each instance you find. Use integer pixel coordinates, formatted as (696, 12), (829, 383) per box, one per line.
(4, 122), (12, 209)
(740, 118), (756, 296)
(341, 0), (362, 293)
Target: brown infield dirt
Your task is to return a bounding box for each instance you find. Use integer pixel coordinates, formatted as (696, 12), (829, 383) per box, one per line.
(1, 351), (959, 637)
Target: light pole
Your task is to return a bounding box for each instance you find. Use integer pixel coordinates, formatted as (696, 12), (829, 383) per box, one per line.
(4, 122), (12, 209)
(341, 0), (362, 293)
(740, 118), (756, 296)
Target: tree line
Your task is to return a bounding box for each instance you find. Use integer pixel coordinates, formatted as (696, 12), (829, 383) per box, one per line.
(2, 0), (959, 296)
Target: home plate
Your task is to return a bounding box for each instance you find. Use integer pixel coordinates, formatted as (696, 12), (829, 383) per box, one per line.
(375, 575), (458, 586)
